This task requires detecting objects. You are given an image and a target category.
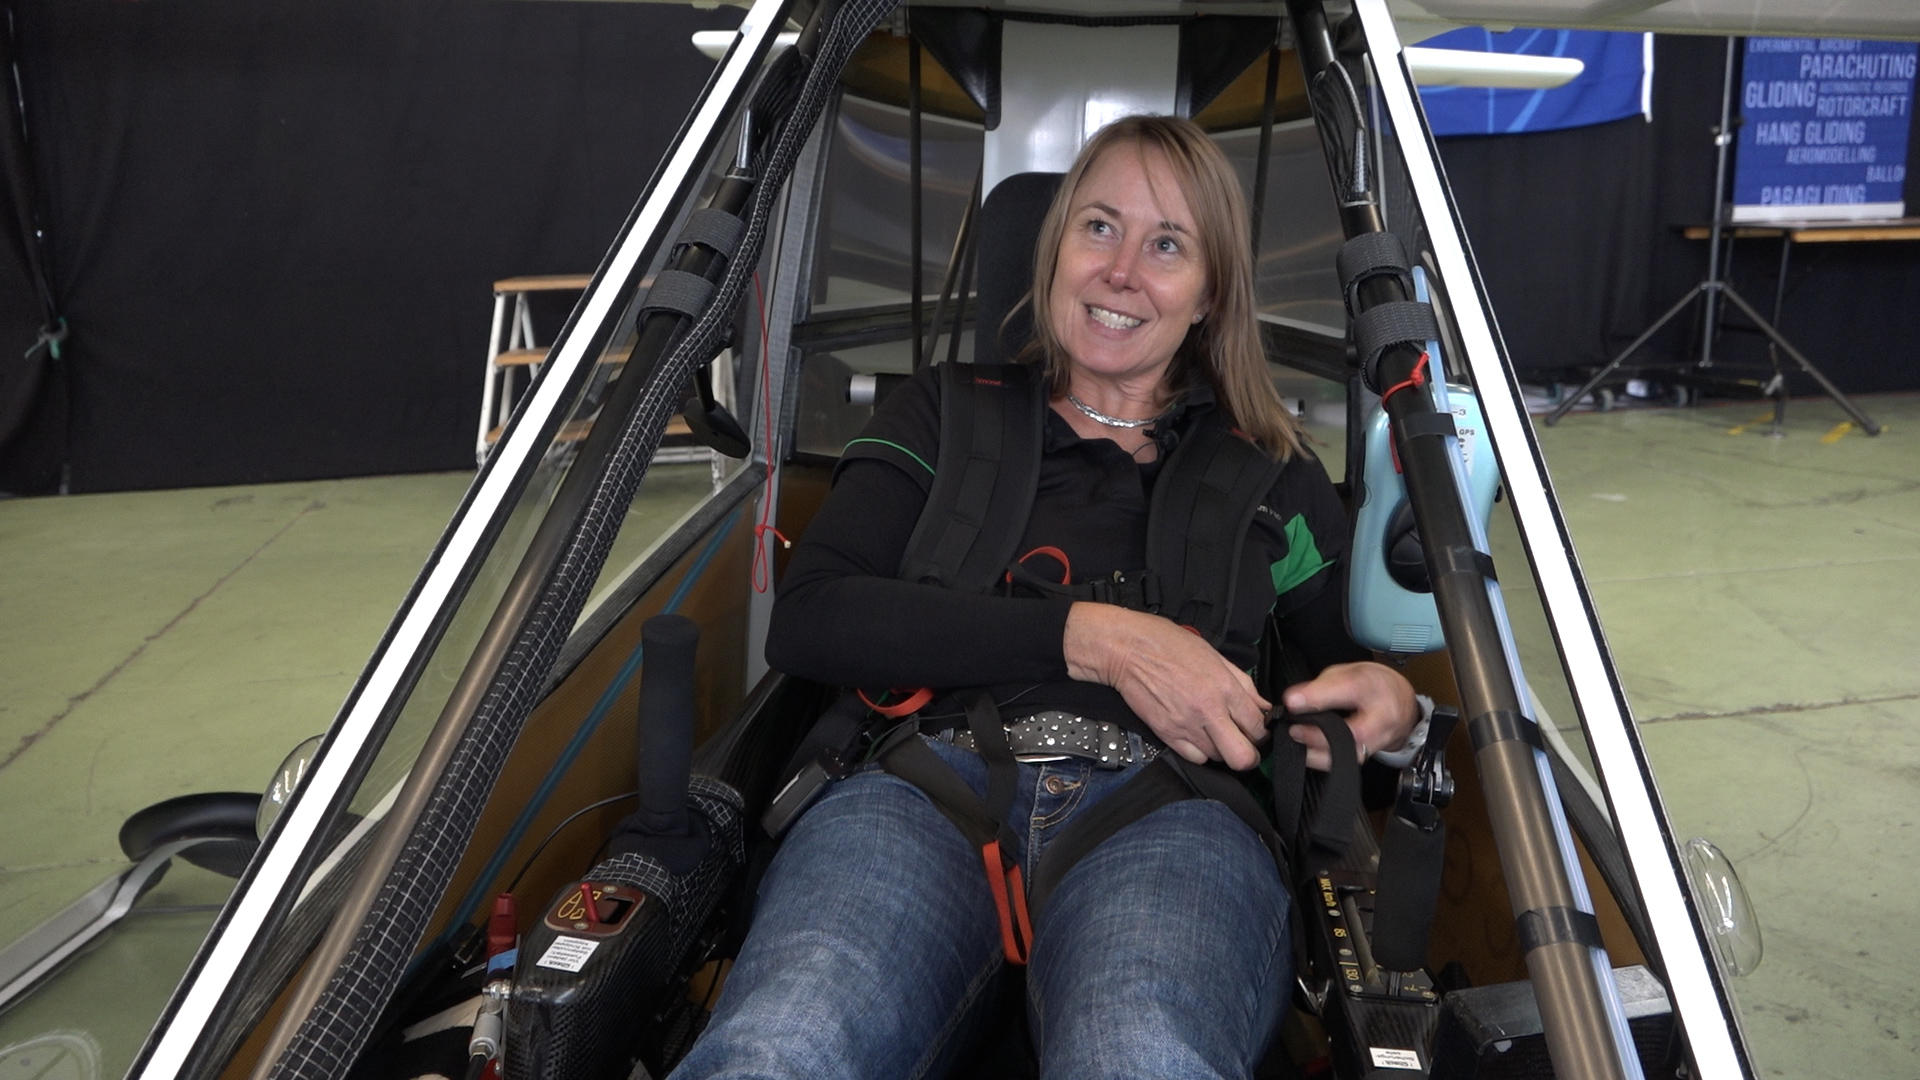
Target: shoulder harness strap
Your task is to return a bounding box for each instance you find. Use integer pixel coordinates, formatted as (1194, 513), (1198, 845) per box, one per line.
(1147, 420), (1289, 643)
(898, 363), (1046, 591)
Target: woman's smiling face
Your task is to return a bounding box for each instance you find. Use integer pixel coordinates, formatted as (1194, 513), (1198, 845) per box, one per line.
(1046, 140), (1211, 391)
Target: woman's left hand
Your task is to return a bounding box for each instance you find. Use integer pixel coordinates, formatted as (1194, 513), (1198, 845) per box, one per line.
(1281, 661), (1419, 772)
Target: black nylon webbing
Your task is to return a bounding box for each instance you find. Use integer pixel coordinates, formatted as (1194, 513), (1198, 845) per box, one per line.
(965, 692), (1019, 834)
(898, 364), (1043, 590)
(1394, 410), (1457, 444)
(1336, 231), (1413, 318)
(1430, 542), (1485, 580)
(639, 269), (716, 320)
(676, 207), (747, 260)
(1027, 755), (1288, 920)
(1468, 708), (1543, 751)
(1024, 760), (1193, 917)
(1516, 905), (1605, 952)
(1475, 550), (1498, 582)
(1143, 423), (1284, 644)
(880, 736), (996, 849)
(1169, 757), (1290, 869)
(1269, 708), (1360, 860)
(1353, 300), (1440, 386)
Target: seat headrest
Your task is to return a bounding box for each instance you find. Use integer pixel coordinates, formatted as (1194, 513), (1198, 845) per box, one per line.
(972, 172), (1064, 367)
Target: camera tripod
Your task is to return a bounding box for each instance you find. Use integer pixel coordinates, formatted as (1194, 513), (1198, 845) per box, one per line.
(1544, 37), (1880, 436)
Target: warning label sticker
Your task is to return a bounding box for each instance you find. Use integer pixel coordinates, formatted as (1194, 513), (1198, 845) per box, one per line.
(1369, 1046), (1423, 1070)
(535, 935), (600, 973)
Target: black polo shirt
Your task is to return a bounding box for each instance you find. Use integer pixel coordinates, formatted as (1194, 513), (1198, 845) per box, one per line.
(765, 364), (1364, 734)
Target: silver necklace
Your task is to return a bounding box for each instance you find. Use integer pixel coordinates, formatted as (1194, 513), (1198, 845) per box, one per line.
(1066, 392), (1169, 429)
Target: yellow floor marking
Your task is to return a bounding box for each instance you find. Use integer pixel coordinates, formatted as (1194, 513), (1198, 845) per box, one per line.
(1820, 422), (1856, 444)
(1726, 412), (1777, 436)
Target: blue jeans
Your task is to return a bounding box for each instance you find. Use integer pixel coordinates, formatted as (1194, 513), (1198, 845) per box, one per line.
(668, 737), (1293, 1080)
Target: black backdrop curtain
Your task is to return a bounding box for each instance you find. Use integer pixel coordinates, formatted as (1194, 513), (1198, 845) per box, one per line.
(0, 0), (735, 494)
(0, 1), (66, 491)
(1440, 34), (1920, 400)
(6, 26), (1919, 495)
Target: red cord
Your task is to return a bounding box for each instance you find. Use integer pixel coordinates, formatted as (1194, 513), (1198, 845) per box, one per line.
(1004, 545), (1072, 586)
(858, 686), (934, 718)
(751, 272), (789, 592)
(1377, 351), (1431, 409)
(1380, 351), (1432, 476)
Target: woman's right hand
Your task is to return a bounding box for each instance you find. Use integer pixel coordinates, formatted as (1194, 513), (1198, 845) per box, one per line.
(1063, 601), (1270, 770)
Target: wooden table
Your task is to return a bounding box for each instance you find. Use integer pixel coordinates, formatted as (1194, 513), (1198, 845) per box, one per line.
(1683, 217), (1920, 244)
(1682, 217), (1920, 348)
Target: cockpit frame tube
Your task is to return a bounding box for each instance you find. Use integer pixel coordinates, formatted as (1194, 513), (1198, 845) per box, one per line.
(1289, 1), (1685, 1078)
(1329, 1), (1755, 1077)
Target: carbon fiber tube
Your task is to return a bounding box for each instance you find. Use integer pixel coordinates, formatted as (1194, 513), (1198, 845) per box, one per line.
(1283, 2), (1635, 1078)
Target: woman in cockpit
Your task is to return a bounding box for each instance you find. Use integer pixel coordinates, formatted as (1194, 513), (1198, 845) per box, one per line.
(670, 114), (1423, 1080)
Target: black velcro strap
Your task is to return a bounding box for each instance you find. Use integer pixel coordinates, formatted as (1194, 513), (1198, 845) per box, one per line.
(676, 208), (747, 261)
(1429, 542), (1481, 579)
(1336, 232), (1414, 319)
(1468, 708), (1544, 752)
(1474, 550), (1497, 583)
(1394, 410), (1457, 444)
(1353, 301), (1440, 394)
(900, 363), (1045, 590)
(1516, 906), (1605, 952)
(639, 269), (716, 321)
(1145, 422), (1286, 644)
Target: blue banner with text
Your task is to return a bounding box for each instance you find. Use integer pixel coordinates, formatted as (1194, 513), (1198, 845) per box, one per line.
(1731, 37), (1915, 222)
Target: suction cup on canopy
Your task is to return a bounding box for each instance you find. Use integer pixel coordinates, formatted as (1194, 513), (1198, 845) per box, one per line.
(1683, 836), (1763, 977)
(256, 734), (325, 841)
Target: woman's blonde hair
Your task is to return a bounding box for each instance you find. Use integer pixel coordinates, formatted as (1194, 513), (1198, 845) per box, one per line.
(1016, 113), (1303, 460)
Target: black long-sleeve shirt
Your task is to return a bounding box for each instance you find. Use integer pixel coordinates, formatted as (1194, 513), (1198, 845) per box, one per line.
(765, 365), (1366, 732)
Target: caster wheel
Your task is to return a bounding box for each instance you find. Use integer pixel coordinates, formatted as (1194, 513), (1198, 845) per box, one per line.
(1593, 388), (1616, 413)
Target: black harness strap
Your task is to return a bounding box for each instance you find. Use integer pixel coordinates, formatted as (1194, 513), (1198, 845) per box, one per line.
(877, 691), (1034, 964)
(1024, 758), (1195, 918)
(1010, 754), (1291, 926)
(1146, 420), (1289, 644)
(1268, 707), (1361, 861)
(899, 363), (1045, 590)
(857, 361), (1352, 962)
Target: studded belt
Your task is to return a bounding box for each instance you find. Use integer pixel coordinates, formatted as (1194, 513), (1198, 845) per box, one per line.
(940, 711), (1161, 769)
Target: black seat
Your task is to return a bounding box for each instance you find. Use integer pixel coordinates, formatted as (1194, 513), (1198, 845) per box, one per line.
(971, 172), (1064, 367)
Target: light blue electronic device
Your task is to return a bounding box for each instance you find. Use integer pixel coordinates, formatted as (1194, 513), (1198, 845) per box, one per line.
(1347, 269), (1502, 654)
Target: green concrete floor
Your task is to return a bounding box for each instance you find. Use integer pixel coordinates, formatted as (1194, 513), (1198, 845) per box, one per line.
(0, 462), (722, 1074)
(1, 398), (1916, 1078)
